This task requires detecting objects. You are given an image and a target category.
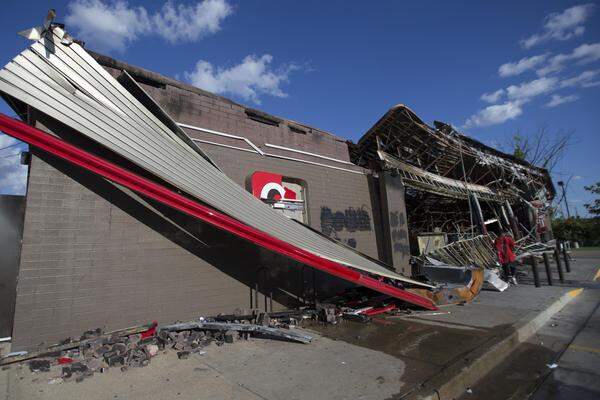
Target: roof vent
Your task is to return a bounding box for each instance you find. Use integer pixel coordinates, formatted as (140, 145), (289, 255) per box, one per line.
(245, 108), (281, 127)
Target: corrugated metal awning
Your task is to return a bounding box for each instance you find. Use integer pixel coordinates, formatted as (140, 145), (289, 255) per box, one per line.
(0, 24), (436, 308)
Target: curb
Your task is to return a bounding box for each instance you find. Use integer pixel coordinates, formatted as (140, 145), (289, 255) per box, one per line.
(412, 288), (583, 400)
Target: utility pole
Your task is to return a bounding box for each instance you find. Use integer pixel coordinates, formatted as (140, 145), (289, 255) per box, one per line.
(557, 181), (571, 218)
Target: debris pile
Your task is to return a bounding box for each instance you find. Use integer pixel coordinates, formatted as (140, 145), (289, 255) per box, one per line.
(315, 288), (442, 324)
(0, 312), (314, 384)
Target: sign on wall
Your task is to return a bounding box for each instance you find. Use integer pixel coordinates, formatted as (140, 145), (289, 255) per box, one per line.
(251, 171), (306, 223)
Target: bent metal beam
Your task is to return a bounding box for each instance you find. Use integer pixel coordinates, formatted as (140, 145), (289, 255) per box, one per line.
(0, 113), (437, 310)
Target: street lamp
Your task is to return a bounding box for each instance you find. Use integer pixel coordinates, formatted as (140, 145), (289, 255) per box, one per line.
(557, 181), (571, 218)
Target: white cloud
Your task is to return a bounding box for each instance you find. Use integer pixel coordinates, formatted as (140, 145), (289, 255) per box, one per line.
(506, 77), (559, 100)
(184, 55), (298, 104)
(66, 0), (150, 52)
(464, 100), (526, 128)
(480, 89), (505, 103)
(560, 69), (600, 88)
(545, 94), (579, 108)
(0, 134), (18, 149)
(0, 134), (27, 195)
(468, 69), (599, 127)
(521, 4), (595, 49)
(153, 0), (232, 43)
(499, 54), (549, 77)
(537, 42), (600, 76)
(66, 0), (231, 52)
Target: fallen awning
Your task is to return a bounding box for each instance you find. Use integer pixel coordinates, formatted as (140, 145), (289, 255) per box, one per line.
(0, 113), (435, 310)
(0, 22), (436, 309)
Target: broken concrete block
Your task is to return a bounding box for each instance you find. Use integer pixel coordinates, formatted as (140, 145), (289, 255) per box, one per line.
(80, 328), (103, 341)
(28, 359), (50, 373)
(146, 344), (159, 357)
(257, 312), (270, 326)
(61, 367), (73, 381)
(224, 330), (237, 344)
(69, 362), (88, 374)
(105, 354), (125, 367)
(112, 343), (127, 356)
(173, 342), (184, 350)
(84, 358), (105, 372)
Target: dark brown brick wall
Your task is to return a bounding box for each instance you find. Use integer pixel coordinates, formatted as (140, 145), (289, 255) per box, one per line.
(10, 62), (382, 349)
(12, 155), (250, 349)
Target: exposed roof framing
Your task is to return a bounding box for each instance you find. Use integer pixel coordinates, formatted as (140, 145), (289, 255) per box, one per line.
(350, 105), (554, 202)
(377, 150), (511, 203)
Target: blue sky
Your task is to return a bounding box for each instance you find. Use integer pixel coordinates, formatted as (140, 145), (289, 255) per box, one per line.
(0, 1), (598, 216)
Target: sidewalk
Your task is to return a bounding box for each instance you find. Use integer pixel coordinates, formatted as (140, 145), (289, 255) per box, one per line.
(1, 252), (598, 400)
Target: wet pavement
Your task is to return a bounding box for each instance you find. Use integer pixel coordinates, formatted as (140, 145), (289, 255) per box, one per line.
(311, 317), (503, 396)
(456, 250), (600, 400)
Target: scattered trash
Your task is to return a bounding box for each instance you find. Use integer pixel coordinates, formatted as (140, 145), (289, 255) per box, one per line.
(546, 363), (558, 369)
(466, 388), (473, 394)
(483, 269), (509, 292)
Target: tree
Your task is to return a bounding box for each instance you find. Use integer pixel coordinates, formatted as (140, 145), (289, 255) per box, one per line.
(552, 217), (600, 247)
(584, 182), (600, 217)
(508, 126), (574, 172)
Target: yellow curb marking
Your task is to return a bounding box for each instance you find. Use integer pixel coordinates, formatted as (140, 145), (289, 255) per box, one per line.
(593, 266), (600, 282)
(569, 344), (600, 354)
(567, 288), (583, 298)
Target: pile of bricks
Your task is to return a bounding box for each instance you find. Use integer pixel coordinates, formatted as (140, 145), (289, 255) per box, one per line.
(10, 312), (315, 383)
(26, 326), (175, 383)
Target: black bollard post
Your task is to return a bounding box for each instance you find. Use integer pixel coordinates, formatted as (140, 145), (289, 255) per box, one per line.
(543, 253), (553, 286)
(554, 247), (565, 283)
(531, 256), (541, 287)
(562, 243), (571, 273)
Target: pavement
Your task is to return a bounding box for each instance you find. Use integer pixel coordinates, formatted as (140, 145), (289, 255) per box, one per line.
(453, 248), (600, 400)
(0, 250), (598, 400)
(532, 296), (600, 399)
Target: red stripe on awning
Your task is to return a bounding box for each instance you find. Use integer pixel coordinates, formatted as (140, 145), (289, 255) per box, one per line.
(0, 113), (436, 310)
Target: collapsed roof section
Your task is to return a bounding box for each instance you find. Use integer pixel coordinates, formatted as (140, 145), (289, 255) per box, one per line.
(0, 23), (436, 309)
(350, 104), (555, 204)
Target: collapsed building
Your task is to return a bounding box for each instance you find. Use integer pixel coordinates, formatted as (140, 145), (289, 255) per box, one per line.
(350, 106), (555, 264)
(0, 19), (555, 350)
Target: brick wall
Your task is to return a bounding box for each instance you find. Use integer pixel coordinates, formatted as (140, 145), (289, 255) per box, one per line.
(12, 155), (250, 349)
(10, 57), (384, 349)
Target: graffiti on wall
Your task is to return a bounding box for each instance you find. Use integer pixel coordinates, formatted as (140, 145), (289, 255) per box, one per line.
(320, 206), (371, 248)
(389, 211), (410, 256)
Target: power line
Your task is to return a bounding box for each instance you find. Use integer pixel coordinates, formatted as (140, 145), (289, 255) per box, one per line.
(0, 152), (21, 159)
(0, 142), (22, 151)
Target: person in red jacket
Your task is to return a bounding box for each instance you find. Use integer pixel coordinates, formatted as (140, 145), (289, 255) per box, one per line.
(495, 230), (517, 284)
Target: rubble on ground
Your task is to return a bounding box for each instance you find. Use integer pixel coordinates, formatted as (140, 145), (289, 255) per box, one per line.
(0, 299), (457, 384)
(0, 310), (317, 384)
